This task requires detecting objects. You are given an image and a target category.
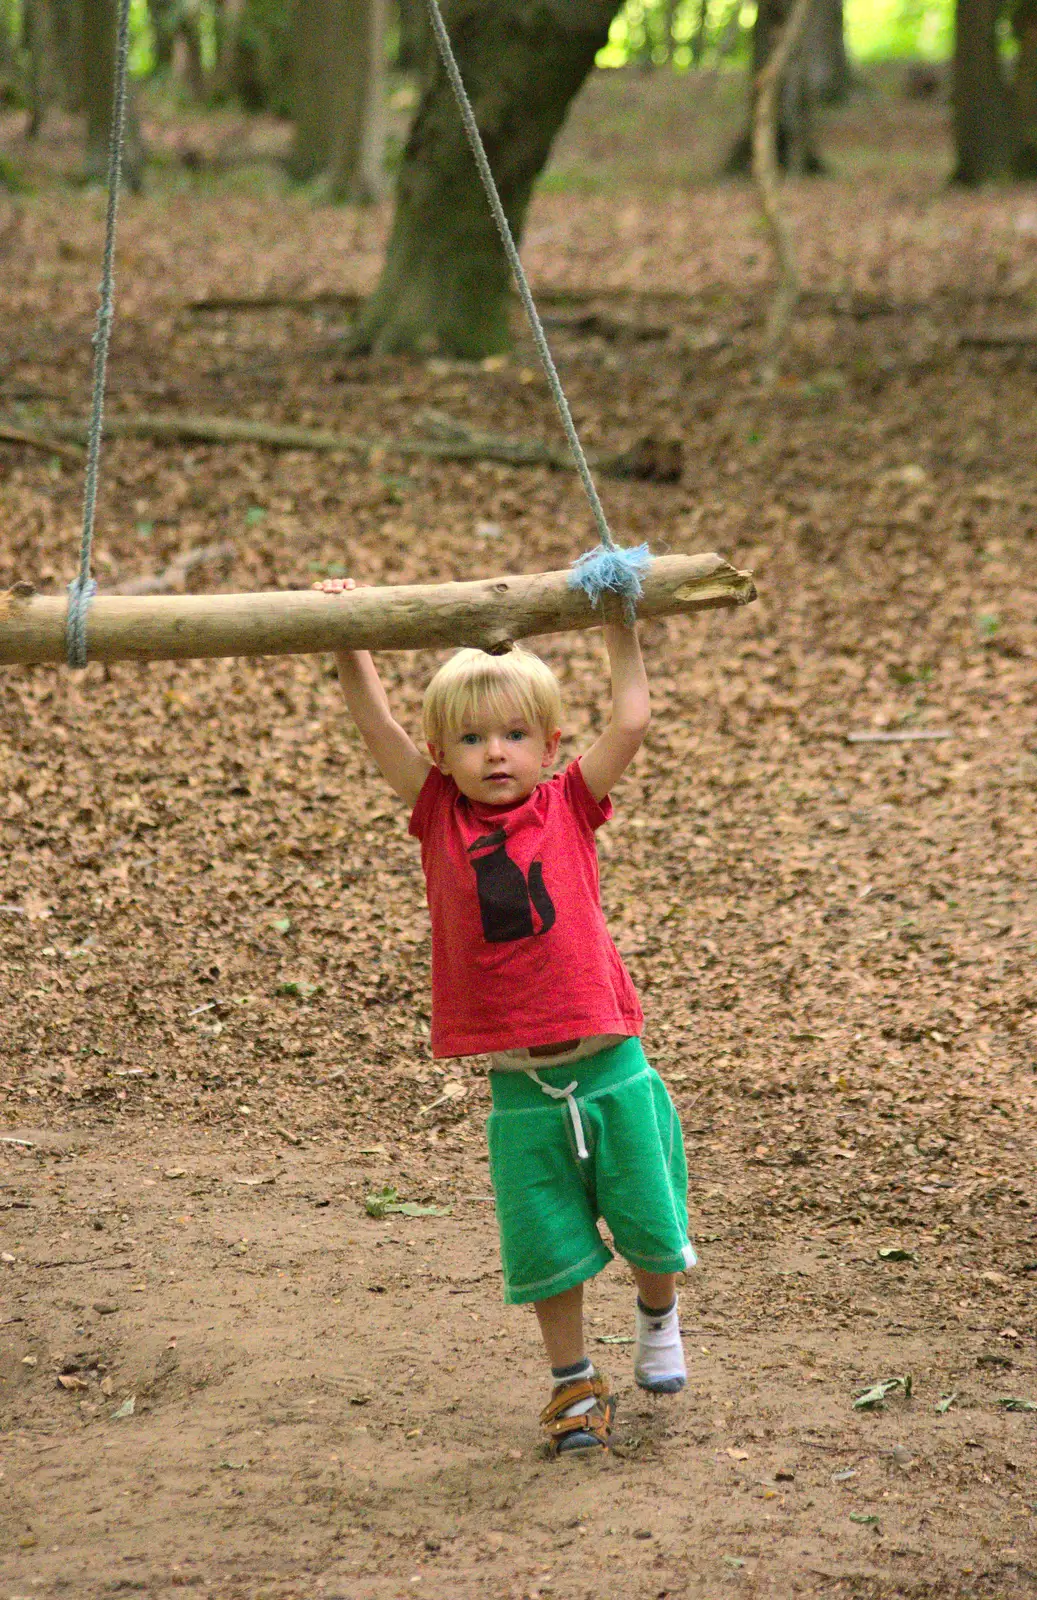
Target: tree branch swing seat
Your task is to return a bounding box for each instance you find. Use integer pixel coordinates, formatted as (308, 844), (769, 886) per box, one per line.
(0, 0), (755, 675)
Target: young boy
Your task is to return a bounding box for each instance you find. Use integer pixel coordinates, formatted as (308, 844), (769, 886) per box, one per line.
(319, 577), (696, 1455)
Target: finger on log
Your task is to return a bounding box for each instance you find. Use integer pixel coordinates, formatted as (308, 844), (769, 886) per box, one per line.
(0, 553), (756, 667)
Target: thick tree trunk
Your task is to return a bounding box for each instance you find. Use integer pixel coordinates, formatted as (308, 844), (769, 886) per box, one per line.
(82, 0), (144, 188)
(1012, 0), (1037, 176)
(725, 0), (824, 176)
(952, 0), (1012, 183)
(358, 0), (620, 358)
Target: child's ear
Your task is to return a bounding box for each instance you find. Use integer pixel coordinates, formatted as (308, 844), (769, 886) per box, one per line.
(542, 729), (562, 766)
(427, 740), (447, 770)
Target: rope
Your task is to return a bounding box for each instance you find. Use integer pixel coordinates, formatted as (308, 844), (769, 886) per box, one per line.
(67, 0), (133, 670)
(422, 0), (616, 554)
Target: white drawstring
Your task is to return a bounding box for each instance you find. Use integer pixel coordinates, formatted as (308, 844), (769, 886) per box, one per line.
(527, 1071), (589, 1160)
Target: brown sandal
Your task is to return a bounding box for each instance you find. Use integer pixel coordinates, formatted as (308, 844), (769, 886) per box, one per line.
(540, 1373), (616, 1457)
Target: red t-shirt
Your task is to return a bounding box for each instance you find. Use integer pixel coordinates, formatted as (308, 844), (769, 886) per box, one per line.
(408, 759), (643, 1058)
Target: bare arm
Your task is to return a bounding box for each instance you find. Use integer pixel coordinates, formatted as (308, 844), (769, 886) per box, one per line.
(578, 621), (651, 804)
(317, 580), (430, 807)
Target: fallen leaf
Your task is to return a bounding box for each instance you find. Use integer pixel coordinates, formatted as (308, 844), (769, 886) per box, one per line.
(112, 1395), (136, 1419)
(850, 1513), (881, 1526)
(57, 1374), (89, 1391)
(21, 1355), (37, 1367)
(853, 1375), (911, 1410)
(996, 1397), (1037, 1412)
(163, 1168), (187, 1180)
(877, 1247), (916, 1262)
(725, 1447), (749, 1461)
(935, 1393), (957, 1414)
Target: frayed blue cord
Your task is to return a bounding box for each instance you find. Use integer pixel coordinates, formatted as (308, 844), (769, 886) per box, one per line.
(568, 543), (652, 624)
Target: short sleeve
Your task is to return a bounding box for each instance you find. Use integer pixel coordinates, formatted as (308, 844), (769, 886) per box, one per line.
(561, 758), (613, 832)
(408, 765), (450, 841)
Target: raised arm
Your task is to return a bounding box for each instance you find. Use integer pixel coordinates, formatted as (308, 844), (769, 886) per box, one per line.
(578, 621), (651, 804)
(317, 579), (430, 807)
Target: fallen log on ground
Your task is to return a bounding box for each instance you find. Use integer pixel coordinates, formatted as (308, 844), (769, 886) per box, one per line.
(0, 553), (756, 666)
(0, 423), (84, 463)
(1, 410), (681, 482)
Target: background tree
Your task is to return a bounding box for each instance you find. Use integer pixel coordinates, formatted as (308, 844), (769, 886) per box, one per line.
(1010, 0), (1037, 175)
(358, 0), (622, 358)
(952, 0), (1037, 181)
(395, 0), (429, 70)
(726, 0), (824, 175)
(805, 0), (849, 104)
(289, 0), (387, 201)
(82, 0), (144, 187)
(953, 0), (1011, 181)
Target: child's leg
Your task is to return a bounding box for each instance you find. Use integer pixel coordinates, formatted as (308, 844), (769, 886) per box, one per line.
(533, 1283), (585, 1367)
(630, 1267), (685, 1394)
(631, 1268), (677, 1311)
(534, 1281), (615, 1454)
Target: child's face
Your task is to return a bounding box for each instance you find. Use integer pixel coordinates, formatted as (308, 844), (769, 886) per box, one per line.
(431, 699), (561, 806)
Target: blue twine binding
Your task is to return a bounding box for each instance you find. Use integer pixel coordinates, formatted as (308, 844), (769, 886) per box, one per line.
(568, 542), (652, 624)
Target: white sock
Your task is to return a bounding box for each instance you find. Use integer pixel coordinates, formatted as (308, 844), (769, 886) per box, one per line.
(550, 1357), (597, 1418)
(634, 1295), (686, 1393)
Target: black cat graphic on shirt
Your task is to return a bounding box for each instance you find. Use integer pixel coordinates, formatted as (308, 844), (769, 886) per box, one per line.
(466, 828), (556, 943)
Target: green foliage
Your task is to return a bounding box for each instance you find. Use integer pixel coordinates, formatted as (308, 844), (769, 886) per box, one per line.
(598, 0), (954, 70)
(846, 0), (952, 63)
(598, 0), (751, 71)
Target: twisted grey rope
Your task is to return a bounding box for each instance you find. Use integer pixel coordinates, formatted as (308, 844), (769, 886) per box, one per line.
(422, 0), (616, 553)
(67, 0), (133, 669)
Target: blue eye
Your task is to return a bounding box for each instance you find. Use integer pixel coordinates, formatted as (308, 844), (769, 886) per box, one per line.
(506, 729), (527, 742)
(460, 733), (480, 746)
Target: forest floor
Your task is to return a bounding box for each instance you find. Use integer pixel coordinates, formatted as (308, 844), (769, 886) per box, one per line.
(1, 63), (1036, 1600)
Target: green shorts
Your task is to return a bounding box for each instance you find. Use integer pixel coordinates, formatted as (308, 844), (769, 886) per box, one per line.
(486, 1037), (697, 1305)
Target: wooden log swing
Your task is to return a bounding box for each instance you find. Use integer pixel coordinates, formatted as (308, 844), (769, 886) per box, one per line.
(0, 553), (755, 667)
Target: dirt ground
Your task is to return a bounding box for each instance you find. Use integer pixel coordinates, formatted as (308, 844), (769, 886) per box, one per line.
(2, 65), (1036, 1600)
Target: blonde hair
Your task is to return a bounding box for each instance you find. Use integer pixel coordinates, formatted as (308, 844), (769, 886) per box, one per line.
(422, 646), (562, 748)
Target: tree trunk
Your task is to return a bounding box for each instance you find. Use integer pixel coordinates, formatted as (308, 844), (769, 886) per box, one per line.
(171, 2), (209, 101)
(952, 0), (1012, 184)
(805, 0), (849, 104)
(149, 0), (179, 73)
(0, 5), (18, 105)
(1011, 0), (1037, 176)
(25, 0), (83, 124)
(725, 0), (824, 176)
(210, 0), (248, 101)
(358, 0), (620, 359)
(288, 0), (341, 180)
(395, 0), (429, 70)
(82, 0), (144, 189)
(24, 0), (55, 134)
(325, 0), (388, 202)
